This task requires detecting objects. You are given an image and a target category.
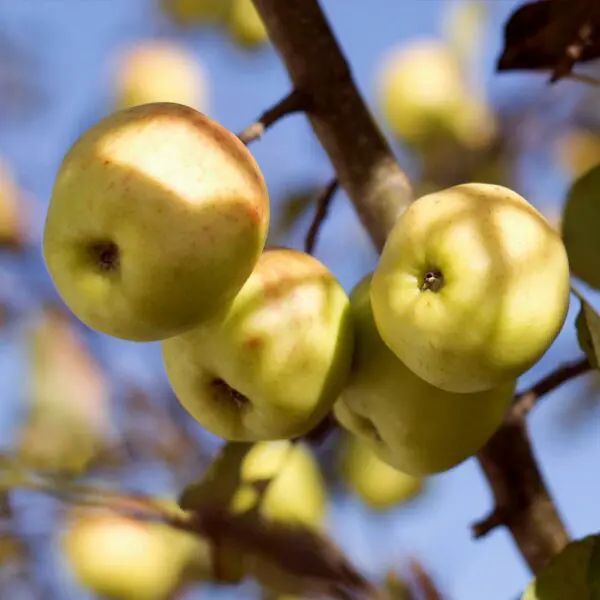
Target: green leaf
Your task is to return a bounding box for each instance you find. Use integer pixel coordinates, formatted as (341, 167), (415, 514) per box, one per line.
(574, 296), (600, 369)
(587, 536), (600, 598)
(562, 164), (600, 290)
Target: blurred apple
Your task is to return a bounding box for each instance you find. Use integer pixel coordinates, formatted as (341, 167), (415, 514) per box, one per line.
(376, 37), (496, 149)
(17, 307), (111, 474)
(555, 127), (600, 179)
(339, 433), (423, 511)
(61, 508), (212, 600)
(113, 40), (208, 111)
(227, 0), (269, 48)
(161, 0), (230, 25)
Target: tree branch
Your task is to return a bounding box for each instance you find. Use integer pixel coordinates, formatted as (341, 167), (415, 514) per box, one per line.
(238, 90), (308, 145)
(305, 178), (339, 254)
(252, 0), (412, 251)
(250, 0), (584, 575)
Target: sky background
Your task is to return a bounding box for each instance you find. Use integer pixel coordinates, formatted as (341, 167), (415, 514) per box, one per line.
(0, 1), (599, 599)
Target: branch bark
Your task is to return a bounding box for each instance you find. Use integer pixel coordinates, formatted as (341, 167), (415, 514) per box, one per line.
(251, 0), (578, 575)
(252, 0), (412, 252)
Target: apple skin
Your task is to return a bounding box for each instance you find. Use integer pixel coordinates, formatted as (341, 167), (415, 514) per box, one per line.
(43, 102), (269, 342)
(114, 41), (208, 111)
(334, 274), (515, 476)
(339, 432), (423, 511)
(61, 509), (211, 600)
(522, 535), (599, 600)
(371, 183), (571, 394)
(161, 247), (354, 441)
(227, 0), (269, 48)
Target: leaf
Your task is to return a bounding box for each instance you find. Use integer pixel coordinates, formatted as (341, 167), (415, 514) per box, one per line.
(562, 164), (600, 290)
(587, 535), (600, 597)
(575, 299), (600, 368)
(188, 506), (377, 600)
(497, 0), (600, 83)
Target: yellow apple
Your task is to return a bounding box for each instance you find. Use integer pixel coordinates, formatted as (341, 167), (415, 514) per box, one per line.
(162, 247), (353, 441)
(376, 38), (469, 145)
(339, 432), (423, 510)
(334, 275), (515, 476)
(161, 0), (230, 25)
(522, 534), (600, 599)
(61, 509), (211, 600)
(371, 183), (571, 393)
(43, 102), (269, 341)
(113, 40), (208, 111)
(227, 0), (269, 48)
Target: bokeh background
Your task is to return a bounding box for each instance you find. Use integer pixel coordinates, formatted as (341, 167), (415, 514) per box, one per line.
(0, 0), (599, 598)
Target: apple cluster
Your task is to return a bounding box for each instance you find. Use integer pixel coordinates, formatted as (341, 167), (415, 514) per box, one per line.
(43, 102), (571, 482)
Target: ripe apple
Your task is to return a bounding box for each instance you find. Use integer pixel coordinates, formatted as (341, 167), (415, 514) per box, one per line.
(43, 102), (269, 341)
(376, 38), (468, 146)
(161, 0), (230, 25)
(371, 183), (571, 393)
(231, 440), (328, 529)
(522, 534), (599, 599)
(227, 0), (269, 48)
(162, 247), (354, 441)
(113, 40), (208, 112)
(339, 432), (423, 511)
(61, 509), (211, 600)
(334, 274), (515, 476)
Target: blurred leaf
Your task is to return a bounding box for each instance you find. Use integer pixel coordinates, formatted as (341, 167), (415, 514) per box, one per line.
(383, 571), (414, 600)
(443, 0), (488, 68)
(497, 0), (600, 82)
(17, 308), (111, 475)
(575, 299), (600, 368)
(268, 187), (320, 244)
(562, 164), (600, 289)
(160, 0), (231, 26)
(554, 127), (600, 180)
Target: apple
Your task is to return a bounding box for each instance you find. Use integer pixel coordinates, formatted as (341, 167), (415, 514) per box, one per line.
(522, 534), (600, 599)
(160, 0), (230, 25)
(113, 40), (208, 112)
(334, 274), (515, 476)
(339, 432), (423, 511)
(227, 0), (269, 48)
(43, 102), (269, 342)
(231, 440), (328, 529)
(61, 508), (211, 600)
(162, 247), (354, 441)
(371, 183), (571, 393)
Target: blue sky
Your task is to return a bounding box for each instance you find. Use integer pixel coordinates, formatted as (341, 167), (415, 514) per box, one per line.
(0, 1), (599, 599)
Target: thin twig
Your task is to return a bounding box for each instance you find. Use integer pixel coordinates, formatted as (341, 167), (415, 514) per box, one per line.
(237, 90), (308, 145)
(304, 179), (339, 254)
(511, 358), (591, 419)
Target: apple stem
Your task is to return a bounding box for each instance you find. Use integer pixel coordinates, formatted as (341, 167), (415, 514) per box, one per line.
(421, 270), (444, 293)
(89, 241), (120, 272)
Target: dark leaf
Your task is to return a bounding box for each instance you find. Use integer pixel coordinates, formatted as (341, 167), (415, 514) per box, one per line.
(497, 0), (600, 82)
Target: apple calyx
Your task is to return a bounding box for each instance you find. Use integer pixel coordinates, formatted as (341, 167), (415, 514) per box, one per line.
(210, 377), (250, 408)
(420, 269), (444, 293)
(88, 241), (120, 272)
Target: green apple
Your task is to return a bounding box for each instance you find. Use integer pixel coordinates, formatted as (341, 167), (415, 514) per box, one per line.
(113, 40), (208, 112)
(161, 0), (230, 25)
(231, 440), (328, 529)
(43, 102), (269, 341)
(522, 534), (600, 599)
(376, 38), (469, 145)
(61, 509), (211, 600)
(334, 274), (515, 476)
(227, 0), (269, 48)
(371, 183), (571, 394)
(339, 432), (423, 511)
(162, 247), (353, 441)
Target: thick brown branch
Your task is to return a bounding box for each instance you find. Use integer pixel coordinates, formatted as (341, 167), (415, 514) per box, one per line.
(237, 90), (307, 145)
(252, 0), (412, 251)
(304, 178), (339, 254)
(473, 358), (591, 571)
